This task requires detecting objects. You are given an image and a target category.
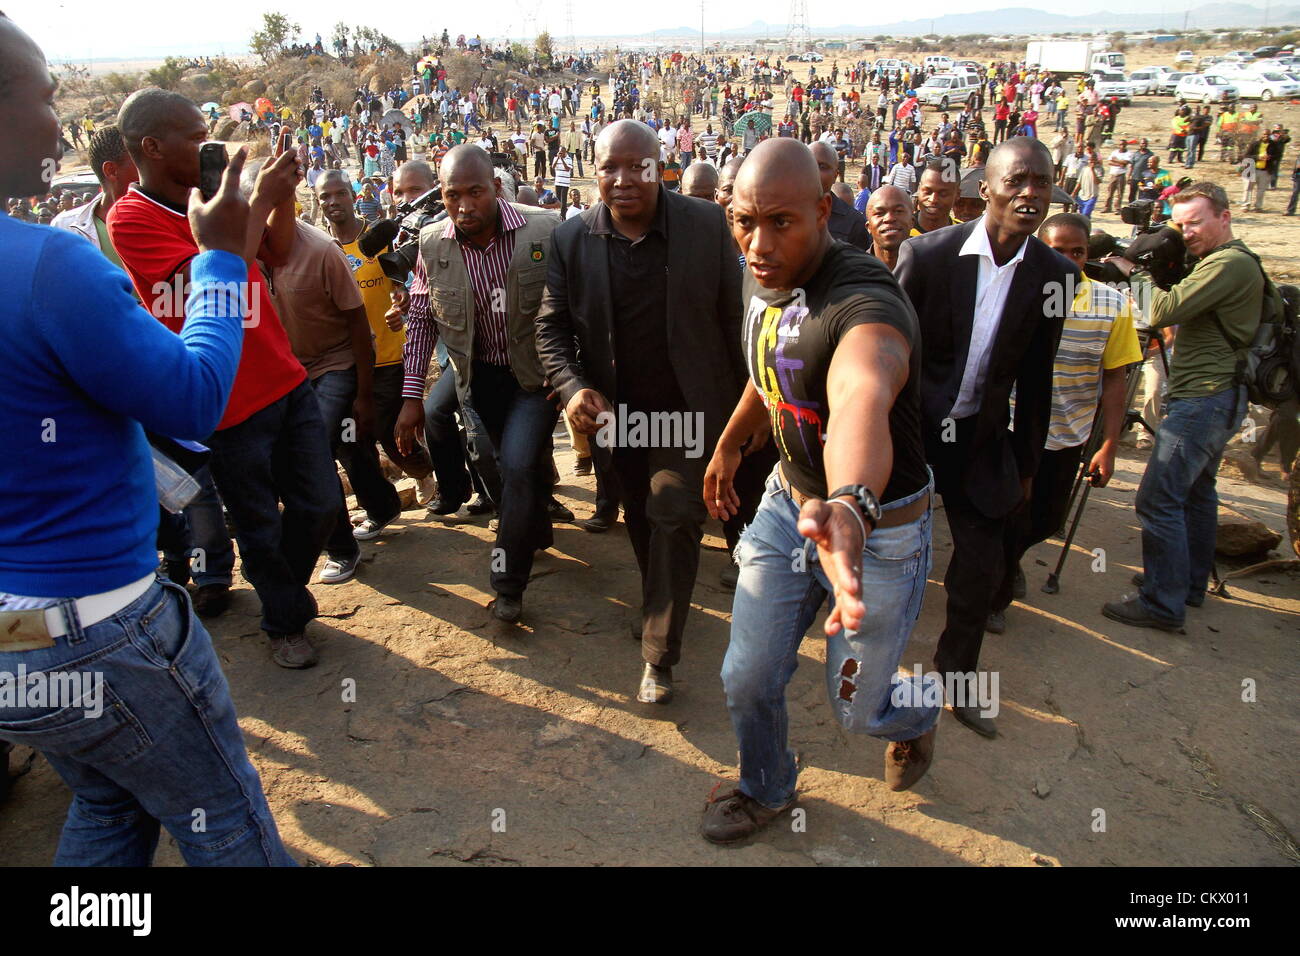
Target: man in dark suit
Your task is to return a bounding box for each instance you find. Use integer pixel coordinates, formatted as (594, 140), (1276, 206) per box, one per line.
(812, 141), (869, 250)
(536, 120), (746, 704)
(895, 137), (1074, 738)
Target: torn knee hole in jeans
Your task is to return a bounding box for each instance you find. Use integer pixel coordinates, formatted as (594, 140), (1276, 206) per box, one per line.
(838, 658), (859, 700)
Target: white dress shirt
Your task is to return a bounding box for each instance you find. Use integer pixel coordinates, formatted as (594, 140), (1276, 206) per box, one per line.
(949, 217), (1029, 419)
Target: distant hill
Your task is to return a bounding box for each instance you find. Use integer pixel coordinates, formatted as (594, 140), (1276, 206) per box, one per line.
(655, 4), (1300, 38)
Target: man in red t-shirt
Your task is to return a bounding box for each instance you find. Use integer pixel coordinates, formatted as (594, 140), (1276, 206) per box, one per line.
(110, 88), (340, 669)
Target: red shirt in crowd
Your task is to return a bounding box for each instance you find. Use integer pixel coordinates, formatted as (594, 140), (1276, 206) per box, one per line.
(107, 184), (305, 431)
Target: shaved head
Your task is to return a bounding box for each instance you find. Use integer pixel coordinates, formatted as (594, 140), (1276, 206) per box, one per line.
(735, 138), (824, 206)
(439, 143), (493, 186)
(118, 87), (200, 164)
(730, 138), (831, 289)
(396, 159), (436, 190)
(986, 136), (1054, 180)
(315, 167), (350, 194)
(595, 118), (660, 162)
(680, 161), (718, 200)
(515, 185), (538, 206)
(830, 182), (855, 205)
(809, 140), (839, 194)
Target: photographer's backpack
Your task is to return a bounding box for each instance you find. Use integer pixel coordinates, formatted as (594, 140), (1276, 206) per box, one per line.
(1212, 248), (1300, 409)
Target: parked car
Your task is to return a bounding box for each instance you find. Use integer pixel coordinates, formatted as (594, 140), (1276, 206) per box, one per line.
(1174, 72), (1240, 103)
(1231, 71), (1300, 100)
(1253, 45), (1282, 59)
(1092, 70), (1132, 105)
(51, 171), (101, 205)
(915, 71), (983, 109)
(922, 55), (954, 73)
(1176, 50), (1196, 64)
(1127, 70), (1159, 95)
(1158, 71), (1187, 94)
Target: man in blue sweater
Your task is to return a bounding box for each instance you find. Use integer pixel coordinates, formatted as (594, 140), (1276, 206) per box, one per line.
(0, 14), (294, 865)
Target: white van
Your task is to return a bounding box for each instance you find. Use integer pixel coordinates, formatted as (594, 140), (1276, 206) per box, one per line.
(923, 55), (954, 72)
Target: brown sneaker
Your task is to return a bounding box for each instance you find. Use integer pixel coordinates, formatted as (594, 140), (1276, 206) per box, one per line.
(700, 784), (795, 844)
(269, 632), (319, 669)
(191, 583), (231, 618)
(884, 726), (937, 791)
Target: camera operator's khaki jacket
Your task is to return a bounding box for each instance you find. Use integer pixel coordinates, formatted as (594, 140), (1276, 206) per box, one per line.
(417, 202), (559, 403)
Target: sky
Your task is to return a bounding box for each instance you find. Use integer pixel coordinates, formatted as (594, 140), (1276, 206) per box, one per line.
(18, 0), (1249, 61)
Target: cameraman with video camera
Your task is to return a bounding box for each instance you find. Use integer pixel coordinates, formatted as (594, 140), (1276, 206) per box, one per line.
(1102, 183), (1263, 631)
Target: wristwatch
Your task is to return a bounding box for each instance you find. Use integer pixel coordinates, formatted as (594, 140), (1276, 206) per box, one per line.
(828, 484), (882, 531)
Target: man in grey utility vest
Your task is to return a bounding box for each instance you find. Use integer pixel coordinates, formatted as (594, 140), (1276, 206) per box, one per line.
(407, 145), (561, 623)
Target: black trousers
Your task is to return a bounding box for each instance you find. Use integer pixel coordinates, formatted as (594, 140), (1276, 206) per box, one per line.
(992, 443), (1086, 614)
(612, 442), (707, 669)
(466, 361), (557, 598)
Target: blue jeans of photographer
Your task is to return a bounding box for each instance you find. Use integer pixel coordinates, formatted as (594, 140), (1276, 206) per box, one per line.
(721, 469), (940, 809)
(0, 579), (295, 865)
(1135, 385), (1247, 623)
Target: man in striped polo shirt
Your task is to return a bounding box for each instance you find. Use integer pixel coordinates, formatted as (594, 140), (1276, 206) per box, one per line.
(988, 212), (1143, 631)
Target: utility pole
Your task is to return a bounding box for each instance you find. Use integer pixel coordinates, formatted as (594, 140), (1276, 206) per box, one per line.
(701, 0), (706, 57)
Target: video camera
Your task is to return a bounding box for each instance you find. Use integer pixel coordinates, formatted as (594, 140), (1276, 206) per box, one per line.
(1083, 224), (1191, 291)
(357, 187), (446, 283)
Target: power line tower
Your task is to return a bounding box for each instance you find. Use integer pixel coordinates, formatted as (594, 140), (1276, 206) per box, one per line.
(785, 0), (811, 52)
(565, 0), (576, 53)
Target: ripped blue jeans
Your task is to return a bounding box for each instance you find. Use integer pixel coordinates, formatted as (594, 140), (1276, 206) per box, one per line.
(721, 469), (940, 809)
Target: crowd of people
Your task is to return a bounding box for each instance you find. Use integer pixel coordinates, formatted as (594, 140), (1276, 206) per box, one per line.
(1, 11), (1292, 862)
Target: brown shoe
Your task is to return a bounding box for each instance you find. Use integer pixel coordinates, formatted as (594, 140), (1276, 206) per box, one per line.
(884, 726), (937, 791)
(700, 785), (795, 844)
(269, 632), (319, 669)
(191, 583), (231, 618)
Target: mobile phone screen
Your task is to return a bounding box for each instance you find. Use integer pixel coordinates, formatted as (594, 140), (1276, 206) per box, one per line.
(199, 143), (228, 201)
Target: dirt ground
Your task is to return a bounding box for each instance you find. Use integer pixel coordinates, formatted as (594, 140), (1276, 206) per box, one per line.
(4, 53), (1297, 867)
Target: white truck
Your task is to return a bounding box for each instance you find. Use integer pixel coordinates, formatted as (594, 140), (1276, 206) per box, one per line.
(1024, 40), (1125, 75)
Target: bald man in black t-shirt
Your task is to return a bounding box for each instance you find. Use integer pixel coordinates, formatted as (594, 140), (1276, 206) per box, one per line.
(699, 139), (940, 845)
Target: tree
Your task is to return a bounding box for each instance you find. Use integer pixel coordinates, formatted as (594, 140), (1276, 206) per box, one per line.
(250, 12), (300, 64)
(331, 22), (350, 55)
(535, 31), (554, 65)
(146, 56), (186, 91)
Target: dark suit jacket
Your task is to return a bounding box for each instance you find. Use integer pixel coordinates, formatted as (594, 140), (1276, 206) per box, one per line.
(828, 194), (870, 251)
(535, 189), (746, 454)
(895, 219), (1075, 518)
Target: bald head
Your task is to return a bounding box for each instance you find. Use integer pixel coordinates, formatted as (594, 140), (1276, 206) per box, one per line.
(728, 139), (831, 290)
(394, 159), (436, 204)
(680, 161), (718, 200)
(515, 185), (538, 206)
(439, 143), (493, 186)
(595, 118), (659, 162)
(315, 167), (351, 195)
(734, 138), (824, 206)
(830, 182), (855, 205)
(118, 87), (200, 164)
(809, 140), (839, 194)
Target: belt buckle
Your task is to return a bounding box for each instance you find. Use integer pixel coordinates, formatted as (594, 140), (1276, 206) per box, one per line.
(0, 609), (56, 651)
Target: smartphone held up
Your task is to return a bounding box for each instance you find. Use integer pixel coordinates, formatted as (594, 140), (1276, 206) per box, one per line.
(198, 142), (228, 201)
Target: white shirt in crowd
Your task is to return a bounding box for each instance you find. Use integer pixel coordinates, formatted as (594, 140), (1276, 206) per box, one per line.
(886, 161), (916, 194)
(950, 216), (1029, 419)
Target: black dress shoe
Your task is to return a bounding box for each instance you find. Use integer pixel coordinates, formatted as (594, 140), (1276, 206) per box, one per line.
(985, 610), (1006, 634)
(489, 594), (523, 623)
(465, 494), (494, 516)
(719, 563), (739, 590)
(578, 511), (617, 533)
(573, 456), (593, 476)
(1130, 572), (1204, 607)
(548, 497), (575, 522)
(637, 662), (673, 703)
(952, 705), (997, 738)
(1102, 596), (1185, 632)
(427, 494), (466, 516)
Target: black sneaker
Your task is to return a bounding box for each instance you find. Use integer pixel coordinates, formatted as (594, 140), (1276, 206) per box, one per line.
(465, 494), (494, 516)
(548, 497), (575, 523)
(427, 494), (466, 516)
(1012, 564), (1026, 600)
